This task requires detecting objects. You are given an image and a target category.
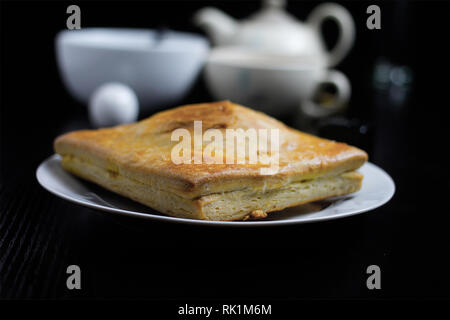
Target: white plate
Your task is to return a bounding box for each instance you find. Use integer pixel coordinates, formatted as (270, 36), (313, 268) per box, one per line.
(36, 155), (395, 226)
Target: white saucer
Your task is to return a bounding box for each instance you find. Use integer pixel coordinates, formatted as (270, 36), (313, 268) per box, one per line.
(36, 155), (395, 226)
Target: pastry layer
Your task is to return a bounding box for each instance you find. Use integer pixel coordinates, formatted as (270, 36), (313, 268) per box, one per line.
(61, 154), (363, 220)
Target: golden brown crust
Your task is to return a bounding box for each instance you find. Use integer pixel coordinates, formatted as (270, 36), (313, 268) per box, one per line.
(54, 101), (368, 200)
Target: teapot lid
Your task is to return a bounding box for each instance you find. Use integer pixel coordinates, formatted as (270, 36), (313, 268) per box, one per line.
(247, 0), (299, 26)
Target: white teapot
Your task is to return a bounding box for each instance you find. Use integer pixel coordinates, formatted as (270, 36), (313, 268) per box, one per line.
(194, 0), (355, 67)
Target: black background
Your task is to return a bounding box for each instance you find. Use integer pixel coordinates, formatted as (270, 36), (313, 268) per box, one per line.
(0, 0), (449, 302)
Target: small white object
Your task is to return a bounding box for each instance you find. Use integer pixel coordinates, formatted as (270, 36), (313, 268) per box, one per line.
(89, 83), (139, 127)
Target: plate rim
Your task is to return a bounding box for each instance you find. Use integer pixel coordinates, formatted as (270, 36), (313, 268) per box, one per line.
(36, 154), (395, 227)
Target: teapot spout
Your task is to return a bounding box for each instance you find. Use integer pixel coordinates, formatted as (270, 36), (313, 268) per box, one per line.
(194, 7), (237, 46)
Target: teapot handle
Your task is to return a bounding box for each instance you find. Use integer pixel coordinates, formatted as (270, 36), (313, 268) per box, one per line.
(307, 3), (355, 67)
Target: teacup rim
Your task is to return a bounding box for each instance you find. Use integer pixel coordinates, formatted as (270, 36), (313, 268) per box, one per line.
(208, 46), (329, 71)
(56, 27), (209, 53)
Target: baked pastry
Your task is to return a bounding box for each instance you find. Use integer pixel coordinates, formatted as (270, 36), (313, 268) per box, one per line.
(54, 101), (367, 221)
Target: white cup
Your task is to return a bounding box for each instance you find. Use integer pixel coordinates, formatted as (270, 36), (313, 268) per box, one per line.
(204, 47), (351, 117)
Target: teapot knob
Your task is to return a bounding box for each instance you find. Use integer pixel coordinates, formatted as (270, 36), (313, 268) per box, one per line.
(263, 0), (286, 8)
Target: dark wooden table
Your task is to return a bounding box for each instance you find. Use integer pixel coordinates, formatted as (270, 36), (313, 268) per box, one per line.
(1, 0), (449, 301)
(1, 96), (448, 300)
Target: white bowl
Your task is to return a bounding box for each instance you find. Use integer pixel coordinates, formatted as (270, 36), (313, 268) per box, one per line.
(56, 28), (209, 112)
